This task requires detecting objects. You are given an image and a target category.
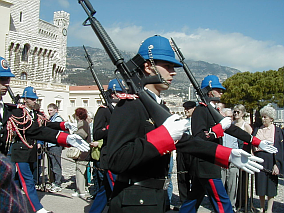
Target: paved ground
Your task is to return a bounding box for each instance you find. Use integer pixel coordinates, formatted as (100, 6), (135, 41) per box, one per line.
(25, 150), (284, 213)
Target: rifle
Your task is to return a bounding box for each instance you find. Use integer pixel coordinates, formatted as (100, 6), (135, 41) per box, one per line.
(83, 45), (114, 112)
(7, 86), (21, 104)
(170, 38), (223, 123)
(261, 168), (284, 178)
(79, 0), (171, 126)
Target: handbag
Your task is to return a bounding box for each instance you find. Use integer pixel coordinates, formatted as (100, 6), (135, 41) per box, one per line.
(66, 147), (81, 159)
(91, 139), (103, 161)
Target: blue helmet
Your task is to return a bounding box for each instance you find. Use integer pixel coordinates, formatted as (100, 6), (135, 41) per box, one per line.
(201, 75), (226, 90)
(138, 35), (182, 67)
(21, 86), (38, 99)
(107, 79), (124, 92)
(0, 57), (15, 77)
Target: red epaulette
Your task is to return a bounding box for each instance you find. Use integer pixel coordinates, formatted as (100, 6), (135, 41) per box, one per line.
(199, 102), (207, 107)
(17, 104), (26, 109)
(115, 93), (139, 100)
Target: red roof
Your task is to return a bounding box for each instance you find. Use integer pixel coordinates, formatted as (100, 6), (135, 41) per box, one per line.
(69, 85), (108, 91)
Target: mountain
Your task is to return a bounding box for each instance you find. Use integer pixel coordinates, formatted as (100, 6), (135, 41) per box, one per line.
(62, 46), (241, 97)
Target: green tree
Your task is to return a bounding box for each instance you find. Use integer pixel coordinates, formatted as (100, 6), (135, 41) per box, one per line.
(221, 67), (284, 123)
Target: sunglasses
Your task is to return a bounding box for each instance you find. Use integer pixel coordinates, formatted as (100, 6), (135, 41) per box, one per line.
(233, 111), (240, 114)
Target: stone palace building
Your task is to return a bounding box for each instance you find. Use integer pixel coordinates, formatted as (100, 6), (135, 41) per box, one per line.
(0, 0), (102, 120)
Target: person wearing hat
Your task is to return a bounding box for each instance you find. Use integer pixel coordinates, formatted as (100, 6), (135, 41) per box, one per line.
(175, 101), (197, 208)
(0, 57), (90, 213)
(103, 36), (264, 213)
(180, 75), (278, 213)
(88, 78), (125, 213)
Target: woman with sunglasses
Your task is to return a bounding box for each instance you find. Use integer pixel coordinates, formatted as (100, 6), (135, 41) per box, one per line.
(233, 104), (253, 137)
(232, 104), (253, 209)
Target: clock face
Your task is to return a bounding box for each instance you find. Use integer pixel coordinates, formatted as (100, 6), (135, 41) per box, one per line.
(62, 28), (67, 36)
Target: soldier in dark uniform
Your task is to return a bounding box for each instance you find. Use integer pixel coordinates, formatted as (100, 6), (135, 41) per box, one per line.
(0, 57), (90, 213)
(180, 75), (278, 213)
(89, 79), (123, 212)
(103, 36), (264, 213)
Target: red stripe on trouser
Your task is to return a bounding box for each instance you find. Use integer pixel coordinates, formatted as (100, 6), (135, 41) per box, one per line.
(16, 163), (36, 212)
(208, 179), (225, 213)
(108, 170), (115, 187)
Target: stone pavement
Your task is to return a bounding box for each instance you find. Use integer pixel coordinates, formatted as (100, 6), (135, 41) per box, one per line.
(25, 149), (283, 213)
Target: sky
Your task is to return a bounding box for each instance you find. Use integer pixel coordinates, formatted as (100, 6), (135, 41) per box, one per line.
(39, 0), (284, 72)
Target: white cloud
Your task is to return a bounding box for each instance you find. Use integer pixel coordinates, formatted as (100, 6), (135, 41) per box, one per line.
(68, 23), (284, 72)
(58, 0), (69, 8)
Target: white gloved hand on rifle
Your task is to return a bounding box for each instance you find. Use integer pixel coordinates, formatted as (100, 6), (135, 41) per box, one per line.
(64, 122), (78, 132)
(163, 114), (189, 141)
(258, 140), (278, 153)
(229, 149), (263, 174)
(67, 134), (90, 152)
(219, 117), (232, 130)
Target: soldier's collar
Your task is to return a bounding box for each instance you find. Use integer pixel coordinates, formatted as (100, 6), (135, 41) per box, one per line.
(144, 88), (162, 104)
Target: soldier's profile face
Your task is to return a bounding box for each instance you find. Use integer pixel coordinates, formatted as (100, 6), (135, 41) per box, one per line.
(25, 98), (37, 110)
(0, 77), (11, 97)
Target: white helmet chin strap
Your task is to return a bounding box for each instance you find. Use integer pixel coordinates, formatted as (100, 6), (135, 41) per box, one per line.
(148, 45), (170, 87)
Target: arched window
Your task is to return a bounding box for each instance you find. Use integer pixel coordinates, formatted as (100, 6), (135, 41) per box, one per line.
(33, 47), (38, 55)
(52, 64), (56, 78)
(15, 44), (20, 52)
(22, 43), (30, 61)
(48, 50), (52, 58)
(20, 72), (27, 80)
(43, 49), (47, 57)
(38, 48), (43, 56)
(9, 43), (14, 51)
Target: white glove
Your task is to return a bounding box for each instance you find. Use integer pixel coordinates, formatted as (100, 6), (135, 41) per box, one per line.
(163, 114), (189, 141)
(219, 117), (232, 130)
(66, 134), (90, 152)
(64, 122), (78, 132)
(258, 140), (278, 154)
(229, 149), (263, 174)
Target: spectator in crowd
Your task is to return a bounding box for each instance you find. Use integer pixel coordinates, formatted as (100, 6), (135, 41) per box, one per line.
(72, 107), (91, 198)
(221, 108), (239, 212)
(46, 103), (64, 193)
(232, 104), (253, 209)
(86, 111), (95, 187)
(176, 101), (197, 207)
(253, 105), (283, 213)
(233, 104), (253, 139)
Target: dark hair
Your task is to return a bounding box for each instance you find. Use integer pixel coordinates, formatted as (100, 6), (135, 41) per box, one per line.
(47, 103), (58, 110)
(75, 108), (88, 120)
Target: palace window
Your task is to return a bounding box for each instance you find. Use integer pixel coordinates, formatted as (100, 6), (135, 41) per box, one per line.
(20, 12), (23, 22)
(37, 99), (42, 107)
(96, 100), (102, 106)
(56, 100), (62, 110)
(22, 44), (30, 61)
(15, 44), (20, 52)
(70, 100), (75, 107)
(83, 100), (89, 107)
(9, 43), (14, 51)
(20, 72), (27, 80)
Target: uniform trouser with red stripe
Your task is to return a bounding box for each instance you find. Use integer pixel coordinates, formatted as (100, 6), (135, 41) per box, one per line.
(89, 170), (116, 213)
(16, 162), (43, 212)
(179, 177), (233, 213)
